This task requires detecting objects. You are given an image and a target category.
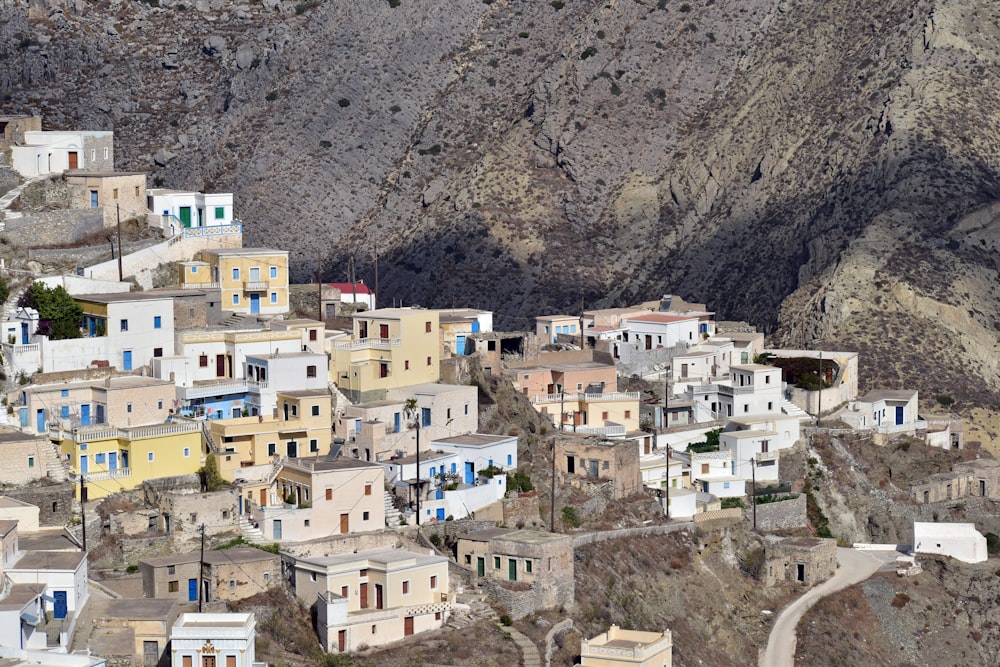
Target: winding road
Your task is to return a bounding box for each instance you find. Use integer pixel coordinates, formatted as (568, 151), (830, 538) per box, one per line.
(761, 547), (884, 667)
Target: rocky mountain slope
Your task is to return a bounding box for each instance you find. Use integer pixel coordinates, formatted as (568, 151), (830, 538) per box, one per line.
(2, 0), (999, 402)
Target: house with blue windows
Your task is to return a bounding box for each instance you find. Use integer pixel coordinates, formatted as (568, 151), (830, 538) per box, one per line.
(179, 248), (289, 316)
(535, 314), (581, 345)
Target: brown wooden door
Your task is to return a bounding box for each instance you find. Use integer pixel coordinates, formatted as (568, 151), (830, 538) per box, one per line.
(216, 354), (226, 377)
(260, 489), (267, 507)
(68, 152), (78, 169)
(359, 582), (368, 609)
(379, 324), (389, 338)
(340, 513), (349, 533)
(404, 616), (414, 636)
(338, 629), (346, 652)
(375, 584), (383, 609)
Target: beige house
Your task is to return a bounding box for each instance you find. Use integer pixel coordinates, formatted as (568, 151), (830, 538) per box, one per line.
(83, 598), (178, 667)
(291, 548), (450, 653)
(0, 431), (60, 485)
(581, 625), (673, 667)
(330, 308), (441, 403)
(140, 547), (279, 604)
(64, 171), (148, 227)
(555, 434), (642, 499)
(249, 457), (385, 542)
(209, 389), (333, 482)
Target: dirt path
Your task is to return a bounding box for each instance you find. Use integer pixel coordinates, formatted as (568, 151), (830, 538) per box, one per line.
(761, 548), (883, 667)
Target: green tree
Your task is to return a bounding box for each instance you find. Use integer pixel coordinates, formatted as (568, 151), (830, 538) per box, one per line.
(200, 453), (227, 492)
(18, 283), (83, 340)
(0, 276), (9, 306)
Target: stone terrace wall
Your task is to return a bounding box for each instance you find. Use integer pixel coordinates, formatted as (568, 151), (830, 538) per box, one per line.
(744, 494), (807, 531)
(5, 482), (75, 526)
(3, 209), (103, 245)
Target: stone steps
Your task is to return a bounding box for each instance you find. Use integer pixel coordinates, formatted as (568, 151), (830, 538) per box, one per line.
(238, 516), (266, 543)
(44, 441), (69, 482)
(384, 489), (401, 527)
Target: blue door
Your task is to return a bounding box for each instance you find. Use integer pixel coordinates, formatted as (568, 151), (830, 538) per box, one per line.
(122, 350), (132, 371)
(19, 408), (28, 427)
(895, 406), (904, 425)
(80, 455), (88, 474)
(53, 591), (67, 619)
(435, 508), (445, 521)
(188, 578), (198, 602)
(273, 520), (282, 540)
(464, 462), (474, 485)
(108, 451), (117, 470)
(455, 335), (466, 355)
(36, 409), (45, 433)
(20, 322), (28, 344)
(394, 412), (401, 433)
(81, 404), (91, 426)
(238, 495), (243, 516)
(471, 321), (480, 333)
(435, 489), (444, 500)
(90, 191), (98, 208)
(250, 293), (260, 314)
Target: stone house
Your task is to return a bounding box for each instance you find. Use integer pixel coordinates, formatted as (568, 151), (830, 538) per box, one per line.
(140, 547), (279, 603)
(456, 528), (574, 616)
(64, 171), (147, 227)
(555, 434), (641, 499)
(0, 431), (60, 485)
(953, 459), (1000, 499)
(84, 598), (178, 667)
(763, 537), (837, 586)
(910, 470), (974, 505)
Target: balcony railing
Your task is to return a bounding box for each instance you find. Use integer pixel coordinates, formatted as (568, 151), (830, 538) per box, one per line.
(243, 280), (269, 291)
(332, 337), (400, 351)
(718, 384), (756, 396)
(183, 282), (220, 289)
(182, 381), (250, 399)
(84, 467), (132, 483)
(876, 420), (927, 435)
(574, 424), (627, 437)
(756, 450), (779, 462)
(532, 391), (640, 404)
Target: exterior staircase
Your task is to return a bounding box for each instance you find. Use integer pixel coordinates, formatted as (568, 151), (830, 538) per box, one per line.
(43, 441), (69, 482)
(780, 398), (811, 419)
(384, 489), (401, 527)
(238, 516), (266, 543)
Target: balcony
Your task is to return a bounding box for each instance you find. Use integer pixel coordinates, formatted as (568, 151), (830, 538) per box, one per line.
(876, 420), (927, 435)
(532, 391), (640, 404)
(756, 450), (779, 462)
(183, 281), (220, 289)
(718, 384), (756, 396)
(332, 337), (400, 351)
(243, 280), (269, 291)
(574, 424), (628, 437)
(83, 467), (132, 483)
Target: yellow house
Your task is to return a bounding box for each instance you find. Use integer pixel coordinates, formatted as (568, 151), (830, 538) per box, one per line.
(533, 391), (641, 437)
(207, 390), (332, 481)
(179, 248), (289, 315)
(330, 308), (441, 403)
(56, 422), (203, 500)
(581, 625), (673, 667)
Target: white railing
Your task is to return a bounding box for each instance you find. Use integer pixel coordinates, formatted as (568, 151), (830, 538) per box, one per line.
(575, 424), (627, 437)
(183, 281), (220, 289)
(877, 420), (927, 435)
(718, 384), (756, 395)
(3, 342), (41, 354)
(181, 223), (243, 238)
(243, 280), (269, 291)
(126, 422), (200, 439)
(84, 467), (132, 483)
(183, 381), (249, 399)
(532, 391), (640, 404)
(56, 421), (199, 443)
(248, 380), (270, 391)
(331, 337), (400, 351)
(756, 450), (779, 462)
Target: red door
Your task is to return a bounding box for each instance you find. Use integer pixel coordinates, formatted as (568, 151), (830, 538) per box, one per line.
(359, 582), (368, 609)
(337, 630), (346, 652)
(216, 354), (226, 377)
(375, 584), (384, 609)
(404, 616), (414, 636)
(68, 152), (78, 169)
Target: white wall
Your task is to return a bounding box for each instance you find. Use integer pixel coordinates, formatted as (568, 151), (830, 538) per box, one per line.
(38, 275), (131, 296)
(913, 522), (987, 563)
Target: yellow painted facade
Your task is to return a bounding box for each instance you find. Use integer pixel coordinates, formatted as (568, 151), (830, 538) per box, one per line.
(57, 422), (203, 500)
(209, 390), (332, 481)
(581, 625), (672, 667)
(534, 392), (641, 434)
(330, 308), (441, 403)
(180, 248), (289, 315)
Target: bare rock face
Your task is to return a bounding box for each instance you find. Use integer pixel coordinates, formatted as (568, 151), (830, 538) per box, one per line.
(2, 0), (999, 402)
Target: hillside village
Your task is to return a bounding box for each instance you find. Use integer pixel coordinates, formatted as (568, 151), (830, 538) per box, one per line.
(0, 116), (998, 667)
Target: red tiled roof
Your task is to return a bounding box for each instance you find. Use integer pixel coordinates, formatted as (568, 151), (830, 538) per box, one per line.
(325, 282), (373, 295)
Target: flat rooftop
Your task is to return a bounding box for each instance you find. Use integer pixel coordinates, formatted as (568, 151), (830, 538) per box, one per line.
(200, 248), (287, 257)
(91, 597), (177, 620)
(390, 449), (455, 466)
(17, 528), (81, 551)
(279, 389), (330, 398)
(624, 313), (698, 324)
(489, 529), (572, 546)
(860, 389), (918, 402)
(433, 433), (512, 447)
(299, 547), (443, 569)
(75, 292), (174, 304)
(284, 457), (381, 472)
(0, 431), (44, 444)
(203, 547), (278, 565)
(12, 550), (86, 570)
(0, 584), (45, 611)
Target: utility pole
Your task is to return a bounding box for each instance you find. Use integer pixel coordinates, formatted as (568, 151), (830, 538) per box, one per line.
(116, 203), (123, 282)
(80, 480), (88, 552)
(550, 438), (556, 532)
(199, 523), (205, 612)
(664, 445), (670, 520)
(559, 390), (565, 432)
(750, 459), (757, 530)
(316, 250), (323, 322)
(415, 421), (421, 526)
(578, 297), (585, 349)
(373, 229), (379, 310)
(817, 351), (823, 422)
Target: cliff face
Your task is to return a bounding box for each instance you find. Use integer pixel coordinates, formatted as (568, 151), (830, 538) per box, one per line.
(2, 0), (999, 400)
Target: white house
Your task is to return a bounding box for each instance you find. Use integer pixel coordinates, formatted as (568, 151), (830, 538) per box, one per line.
(431, 433), (518, 484)
(324, 282), (376, 311)
(725, 414), (802, 451)
(913, 521), (987, 564)
(244, 351), (329, 416)
(10, 130), (114, 177)
(147, 189), (235, 234)
(0, 582), (46, 651)
(621, 313), (701, 350)
(690, 451), (745, 498)
(844, 389), (923, 434)
(719, 430), (779, 483)
(170, 613), (256, 667)
(6, 550), (88, 615)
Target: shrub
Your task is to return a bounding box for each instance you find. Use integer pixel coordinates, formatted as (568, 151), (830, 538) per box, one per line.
(721, 498), (746, 509)
(986, 532), (1000, 555)
(507, 470), (534, 493)
(580, 46), (597, 60)
(500, 614), (513, 626)
(679, 2), (691, 11)
(890, 593), (911, 608)
(126, 564), (139, 574)
(562, 506), (581, 528)
(337, 97), (350, 108)
(294, 0), (320, 14)
(936, 394), (955, 407)
(388, 0), (400, 6)
(265, 91), (279, 101)
(518, 31), (529, 38)
(550, 0), (565, 8)
(19, 283), (82, 340)
(429, 533), (442, 548)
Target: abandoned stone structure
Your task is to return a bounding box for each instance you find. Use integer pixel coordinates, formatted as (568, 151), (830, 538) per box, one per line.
(554, 434), (641, 499)
(456, 528), (574, 618)
(910, 459), (1000, 505)
(140, 547), (279, 603)
(763, 536), (837, 586)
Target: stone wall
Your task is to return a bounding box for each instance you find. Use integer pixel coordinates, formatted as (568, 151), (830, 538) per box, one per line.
(744, 494), (807, 531)
(3, 209), (104, 246)
(280, 531), (403, 559)
(571, 521), (694, 547)
(27, 237), (159, 268)
(4, 482), (75, 526)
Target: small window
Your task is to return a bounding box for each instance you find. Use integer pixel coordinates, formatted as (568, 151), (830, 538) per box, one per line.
(167, 565), (176, 575)
(360, 569), (368, 577)
(127, 403), (133, 413)
(232, 268), (240, 280)
(494, 556), (501, 569)
(103, 147), (109, 159)
(270, 292), (277, 304)
(304, 519), (310, 527)
(214, 206), (225, 219)
(270, 266), (277, 278)
(365, 483), (372, 496)
(95, 453), (106, 464)
(405, 360), (410, 370)
(427, 356), (432, 366)
(154, 316), (162, 329)
(624, 410), (631, 419)
(61, 389), (69, 398)
(425, 321), (432, 333)
(267, 443), (276, 456)
(291, 404), (297, 416)
(199, 355), (208, 367)
(311, 405), (320, 416)
(113, 188), (119, 200)
(27, 456), (34, 468)
(402, 580), (409, 594)
(309, 439), (318, 452)
(120, 319), (129, 332)
(430, 575), (438, 589)
(183, 447), (190, 457)
(310, 572), (317, 582)
(309, 329), (318, 341)
(135, 186), (140, 196)
(154, 347), (163, 357)
(168, 581), (179, 592)
(525, 560), (532, 574)
(157, 400), (164, 410)
(326, 488), (332, 500)
(602, 411), (609, 420)
(232, 294), (239, 305)
(148, 452), (154, 462)
(229, 579), (236, 590)
(465, 404), (469, 415)
(306, 365), (317, 378)
(61, 405), (70, 418)
(363, 511), (370, 520)
(743, 404), (749, 413)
